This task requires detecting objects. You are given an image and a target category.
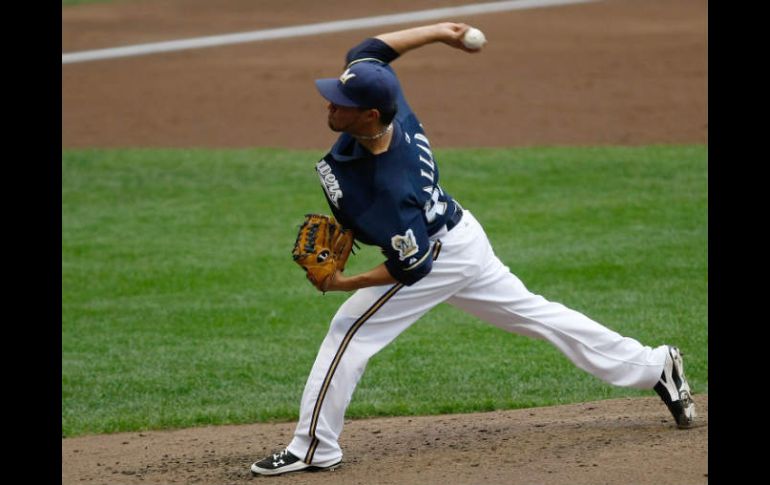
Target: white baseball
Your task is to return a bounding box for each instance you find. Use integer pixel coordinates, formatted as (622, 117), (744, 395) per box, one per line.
(462, 27), (487, 50)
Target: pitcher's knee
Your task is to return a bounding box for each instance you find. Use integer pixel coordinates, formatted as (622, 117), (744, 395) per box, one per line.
(328, 313), (357, 336)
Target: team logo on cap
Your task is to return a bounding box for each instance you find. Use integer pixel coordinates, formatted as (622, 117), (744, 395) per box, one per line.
(339, 68), (356, 84)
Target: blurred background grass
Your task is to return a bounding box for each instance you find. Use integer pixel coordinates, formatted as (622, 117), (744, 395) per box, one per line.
(61, 145), (707, 436)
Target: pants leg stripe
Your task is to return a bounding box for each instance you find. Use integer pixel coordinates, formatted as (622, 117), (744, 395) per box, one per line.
(304, 282), (404, 463)
(303, 240), (443, 464)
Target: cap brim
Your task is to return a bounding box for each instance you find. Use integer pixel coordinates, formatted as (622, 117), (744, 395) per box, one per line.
(314, 78), (360, 107)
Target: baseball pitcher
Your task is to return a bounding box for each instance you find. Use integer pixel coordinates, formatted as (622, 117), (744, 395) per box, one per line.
(251, 22), (696, 476)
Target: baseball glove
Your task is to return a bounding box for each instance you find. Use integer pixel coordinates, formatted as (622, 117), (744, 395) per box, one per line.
(292, 214), (355, 291)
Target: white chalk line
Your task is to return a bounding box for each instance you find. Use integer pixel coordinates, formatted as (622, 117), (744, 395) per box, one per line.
(62, 0), (597, 64)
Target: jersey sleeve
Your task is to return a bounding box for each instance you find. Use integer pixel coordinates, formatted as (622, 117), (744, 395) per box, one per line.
(360, 194), (434, 286)
(345, 38), (400, 66)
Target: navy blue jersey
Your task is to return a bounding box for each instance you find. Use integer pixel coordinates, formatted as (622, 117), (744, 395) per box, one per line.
(315, 38), (460, 286)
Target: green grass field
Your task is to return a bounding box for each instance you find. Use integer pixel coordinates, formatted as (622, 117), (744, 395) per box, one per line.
(62, 145), (707, 437)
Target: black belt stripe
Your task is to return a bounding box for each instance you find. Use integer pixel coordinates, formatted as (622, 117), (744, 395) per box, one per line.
(304, 240), (442, 464)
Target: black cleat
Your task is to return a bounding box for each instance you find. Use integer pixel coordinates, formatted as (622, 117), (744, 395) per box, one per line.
(250, 449), (341, 476)
(654, 346), (697, 428)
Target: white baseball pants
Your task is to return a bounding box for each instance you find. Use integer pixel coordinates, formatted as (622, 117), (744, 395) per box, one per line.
(287, 210), (668, 465)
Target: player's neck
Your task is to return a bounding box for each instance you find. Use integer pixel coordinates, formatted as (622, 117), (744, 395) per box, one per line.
(354, 123), (393, 155)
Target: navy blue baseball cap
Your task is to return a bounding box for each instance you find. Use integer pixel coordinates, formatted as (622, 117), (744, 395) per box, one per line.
(315, 62), (398, 115)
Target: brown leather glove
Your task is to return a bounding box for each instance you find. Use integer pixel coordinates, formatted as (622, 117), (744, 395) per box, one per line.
(292, 214), (355, 292)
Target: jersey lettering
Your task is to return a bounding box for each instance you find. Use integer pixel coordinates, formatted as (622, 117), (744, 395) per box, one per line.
(414, 133), (430, 145)
(419, 155), (435, 171)
(316, 160), (344, 208)
(417, 146), (435, 170)
(413, 132), (446, 223)
(423, 186), (447, 223)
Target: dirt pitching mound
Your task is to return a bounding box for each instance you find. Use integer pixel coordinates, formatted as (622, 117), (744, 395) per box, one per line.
(62, 395), (707, 485)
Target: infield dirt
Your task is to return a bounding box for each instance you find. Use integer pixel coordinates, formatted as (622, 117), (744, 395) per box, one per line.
(62, 1), (708, 484)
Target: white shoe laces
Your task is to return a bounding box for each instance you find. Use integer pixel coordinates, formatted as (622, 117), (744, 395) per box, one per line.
(271, 449), (291, 466)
